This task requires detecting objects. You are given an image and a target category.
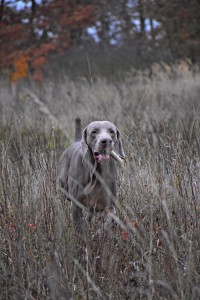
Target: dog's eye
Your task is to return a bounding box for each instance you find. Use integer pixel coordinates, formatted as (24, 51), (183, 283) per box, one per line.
(109, 129), (115, 134)
(91, 130), (97, 134)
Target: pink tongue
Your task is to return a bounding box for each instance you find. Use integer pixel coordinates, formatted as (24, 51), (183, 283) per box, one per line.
(97, 154), (110, 161)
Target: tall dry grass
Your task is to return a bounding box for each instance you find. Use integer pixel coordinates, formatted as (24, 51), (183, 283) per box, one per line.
(1, 64), (200, 299)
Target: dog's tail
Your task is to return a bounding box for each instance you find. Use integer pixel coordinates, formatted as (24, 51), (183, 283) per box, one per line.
(75, 117), (82, 141)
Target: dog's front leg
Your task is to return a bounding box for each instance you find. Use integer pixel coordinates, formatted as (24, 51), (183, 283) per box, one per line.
(71, 203), (83, 230)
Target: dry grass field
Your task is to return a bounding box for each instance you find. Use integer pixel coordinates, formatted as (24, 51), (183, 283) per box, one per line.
(1, 63), (200, 299)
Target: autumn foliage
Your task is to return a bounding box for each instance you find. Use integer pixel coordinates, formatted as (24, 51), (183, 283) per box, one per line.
(1, 0), (200, 82)
(11, 53), (29, 82)
(0, 1), (94, 81)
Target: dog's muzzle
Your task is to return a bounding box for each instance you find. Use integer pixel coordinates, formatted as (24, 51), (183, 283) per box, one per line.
(93, 138), (113, 162)
(93, 151), (110, 161)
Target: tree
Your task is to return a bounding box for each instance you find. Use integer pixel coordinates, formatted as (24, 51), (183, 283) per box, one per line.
(0, 0), (93, 81)
(154, 0), (200, 60)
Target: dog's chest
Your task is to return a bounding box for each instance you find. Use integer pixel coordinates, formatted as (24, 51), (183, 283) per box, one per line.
(82, 166), (115, 211)
(81, 181), (111, 211)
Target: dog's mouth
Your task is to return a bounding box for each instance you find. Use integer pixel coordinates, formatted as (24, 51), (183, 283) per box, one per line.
(93, 151), (110, 161)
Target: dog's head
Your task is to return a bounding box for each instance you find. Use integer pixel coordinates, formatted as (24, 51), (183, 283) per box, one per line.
(82, 121), (125, 163)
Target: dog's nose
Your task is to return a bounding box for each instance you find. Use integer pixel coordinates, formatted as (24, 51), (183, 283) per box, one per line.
(100, 138), (112, 145)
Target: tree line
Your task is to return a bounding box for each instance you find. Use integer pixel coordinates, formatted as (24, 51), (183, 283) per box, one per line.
(1, 0), (200, 81)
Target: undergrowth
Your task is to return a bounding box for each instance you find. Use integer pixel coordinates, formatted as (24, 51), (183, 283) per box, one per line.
(1, 65), (200, 299)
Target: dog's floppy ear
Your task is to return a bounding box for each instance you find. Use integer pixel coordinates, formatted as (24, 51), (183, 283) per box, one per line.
(115, 128), (125, 159)
(81, 126), (89, 159)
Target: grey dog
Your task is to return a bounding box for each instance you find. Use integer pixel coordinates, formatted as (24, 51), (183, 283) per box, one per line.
(57, 118), (125, 232)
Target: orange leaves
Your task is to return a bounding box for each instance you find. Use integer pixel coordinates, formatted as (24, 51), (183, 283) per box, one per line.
(74, 5), (93, 24)
(1, 1), (94, 82)
(32, 70), (44, 81)
(10, 52), (46, 82)
(33, 43), (57, 57)
(10, 51), (46, 82)
(10, 43), (57, 82)
(32, 57), (46, 68)
(30, 43), (57, 81)
(61, 5), (93, 26)
(11, 53), (29, 82)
